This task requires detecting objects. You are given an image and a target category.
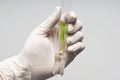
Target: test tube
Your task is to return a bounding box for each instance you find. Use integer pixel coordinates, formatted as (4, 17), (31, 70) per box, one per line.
(53, 0), (71, 76)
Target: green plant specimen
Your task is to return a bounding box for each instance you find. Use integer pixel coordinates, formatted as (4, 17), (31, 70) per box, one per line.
(59, 20), (68, 55)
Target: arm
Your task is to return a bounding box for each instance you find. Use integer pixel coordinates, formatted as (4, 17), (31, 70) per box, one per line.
(0, 7), (84, 80)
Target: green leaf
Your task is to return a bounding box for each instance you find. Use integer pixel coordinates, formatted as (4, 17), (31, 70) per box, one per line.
(60, 20), (68, 48)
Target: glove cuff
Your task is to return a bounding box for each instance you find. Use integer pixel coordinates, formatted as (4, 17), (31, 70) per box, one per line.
(0, 56), (32, 80)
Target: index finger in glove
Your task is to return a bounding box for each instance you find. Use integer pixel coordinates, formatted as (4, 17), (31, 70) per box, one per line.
(61, 11), (83, 34)
(61, 11), (76, 24)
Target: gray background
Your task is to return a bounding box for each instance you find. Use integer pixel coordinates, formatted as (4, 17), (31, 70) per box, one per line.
(0, 0), (120, 80)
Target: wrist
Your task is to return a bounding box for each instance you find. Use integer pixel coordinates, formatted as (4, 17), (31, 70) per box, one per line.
(0, 56), (32, 80)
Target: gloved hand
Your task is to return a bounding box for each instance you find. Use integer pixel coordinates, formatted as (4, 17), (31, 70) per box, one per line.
(0, 7), (85, 80)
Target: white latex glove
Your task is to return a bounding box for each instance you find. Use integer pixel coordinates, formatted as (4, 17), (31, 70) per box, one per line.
(0, 7), (85, 80)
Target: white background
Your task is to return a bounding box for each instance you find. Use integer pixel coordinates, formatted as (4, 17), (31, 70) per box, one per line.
(0, 0), (120, 80)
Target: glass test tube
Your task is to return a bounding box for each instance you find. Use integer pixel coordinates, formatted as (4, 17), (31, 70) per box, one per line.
(53, 0), (71, 76)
